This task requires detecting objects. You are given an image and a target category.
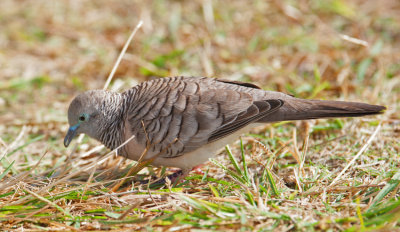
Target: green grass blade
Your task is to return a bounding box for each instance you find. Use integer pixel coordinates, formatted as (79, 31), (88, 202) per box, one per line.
(265, 169), (279, 196)
(210, 159), (247, 183)
(240, 139), (249, 182)
(208, 183), (220, 198)
(0, 160), (15, 181)
(225, 145), (243, 176)
(367, 171), (400, 212)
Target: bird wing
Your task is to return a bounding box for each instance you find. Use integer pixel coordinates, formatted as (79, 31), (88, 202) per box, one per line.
(216, 79), (263, 89)
(207, 98), (283, 143)
(127, 79), (283, 158)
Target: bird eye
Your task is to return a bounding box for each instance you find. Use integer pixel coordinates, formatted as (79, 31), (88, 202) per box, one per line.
(78, 113), (89, 122)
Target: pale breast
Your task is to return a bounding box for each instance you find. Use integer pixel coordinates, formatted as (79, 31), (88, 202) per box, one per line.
(120, 120), (147, 160)
(151, 123), (263, 171)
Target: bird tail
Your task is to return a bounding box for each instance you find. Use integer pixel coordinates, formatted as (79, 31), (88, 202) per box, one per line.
(259, 99), (386, 123)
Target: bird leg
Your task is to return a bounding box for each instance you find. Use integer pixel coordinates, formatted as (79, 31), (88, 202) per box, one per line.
(167, 169), (185, 185)
(191, 164), (205, 175)
(142, 166), (202, 186)
(139, 170), (179, 186)
(143, 168), (190, 186)
(167, 165), (206, 184)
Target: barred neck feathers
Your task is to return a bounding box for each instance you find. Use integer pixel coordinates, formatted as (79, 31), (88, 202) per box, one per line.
(97, 92), (125, 150)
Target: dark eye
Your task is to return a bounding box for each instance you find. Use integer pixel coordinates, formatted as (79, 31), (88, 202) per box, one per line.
(78, 113), (88, 122)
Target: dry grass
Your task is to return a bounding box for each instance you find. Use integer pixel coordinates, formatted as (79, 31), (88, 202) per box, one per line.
(1, 0), (399, 231)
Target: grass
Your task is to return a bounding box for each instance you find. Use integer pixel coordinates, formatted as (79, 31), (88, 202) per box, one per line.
(0, 0), (399, 231)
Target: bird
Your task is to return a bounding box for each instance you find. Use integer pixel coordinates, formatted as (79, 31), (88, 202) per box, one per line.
(64, 76), (385, 181)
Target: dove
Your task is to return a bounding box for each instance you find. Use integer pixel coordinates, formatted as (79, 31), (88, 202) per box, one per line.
(64, 76), (385, 180)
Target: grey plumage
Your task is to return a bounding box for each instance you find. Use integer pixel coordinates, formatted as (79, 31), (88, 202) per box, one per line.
(64, 76), (385, 177)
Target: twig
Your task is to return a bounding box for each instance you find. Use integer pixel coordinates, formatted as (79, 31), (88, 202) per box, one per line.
(147, 184), (159, 206)
(118, 202), (141, 220)
(103, 20), (143, 90)
(340, 34), (369, 47)
(329, 124), (382, 187)
(293, 167), (303, 193)
(300, 122), (310, 175)
(0, 125), (27, 163)
(291, 128), (301, 165)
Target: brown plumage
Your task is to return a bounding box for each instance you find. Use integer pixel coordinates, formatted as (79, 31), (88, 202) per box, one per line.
(64, 76), (385, 178)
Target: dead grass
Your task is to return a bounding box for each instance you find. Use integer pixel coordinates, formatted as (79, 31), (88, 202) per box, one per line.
(0, 0), (399, 231)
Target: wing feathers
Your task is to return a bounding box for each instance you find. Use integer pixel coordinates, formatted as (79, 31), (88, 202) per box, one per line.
(127, 77), (284, 158)
(208, 99), (283, 142)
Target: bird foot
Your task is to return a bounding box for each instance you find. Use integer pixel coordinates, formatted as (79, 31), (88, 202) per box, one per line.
(140, 170), (184, 186)
(165, 170), (184, 184)
(191, 164), (204, 175)
(141, 167), (201, 187)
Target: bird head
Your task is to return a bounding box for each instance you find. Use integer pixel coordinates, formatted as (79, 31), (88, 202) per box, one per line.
(64, 90), (107, 147)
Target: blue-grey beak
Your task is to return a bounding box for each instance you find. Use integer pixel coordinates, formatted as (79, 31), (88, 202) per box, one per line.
(64, 123), (80, 147)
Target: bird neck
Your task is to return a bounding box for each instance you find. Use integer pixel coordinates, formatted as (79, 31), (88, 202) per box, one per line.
(98, 92), (126, 152)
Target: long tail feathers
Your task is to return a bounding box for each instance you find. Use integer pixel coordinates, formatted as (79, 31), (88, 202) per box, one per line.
(259, 99), (386, 123)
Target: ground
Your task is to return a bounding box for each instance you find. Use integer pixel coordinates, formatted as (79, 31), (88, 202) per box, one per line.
(0, 0), (399, 231)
